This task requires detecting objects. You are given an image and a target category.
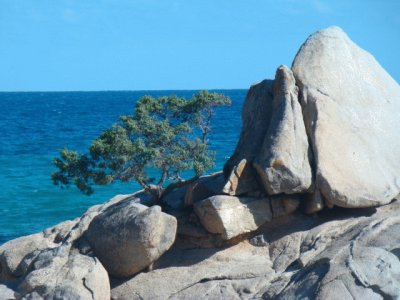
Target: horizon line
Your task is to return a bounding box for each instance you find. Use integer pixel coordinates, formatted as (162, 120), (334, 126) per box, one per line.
(0, 87), (249, 93)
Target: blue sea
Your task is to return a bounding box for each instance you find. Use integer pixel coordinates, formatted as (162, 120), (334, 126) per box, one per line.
(0, 90), (246, 245)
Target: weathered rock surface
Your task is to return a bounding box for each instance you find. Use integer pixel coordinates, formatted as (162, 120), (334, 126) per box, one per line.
(304, 189), (326, 214)
(270, 195), (300, 218)
(194, 195), (272, 240)
(0, 191), (154, 298)
(274, 202), (400, 299)
(224, 80), (274, 174)
(162, 172), (226, 209)
(183, 172), (226, 207)
(193, 195), (300, 240)
(253, 65), (313, 195)
(222, 159), (260, 196)
(0, 233), (55, 282)
(111, 200), (400, 299)
(111, 241), (275, 300)
(18, 249), (110, 300)
(85, 201), (177, 278)
(0, 284), (15, 299)
(223, 80), (274, 195)
(292, 26), (400, 208)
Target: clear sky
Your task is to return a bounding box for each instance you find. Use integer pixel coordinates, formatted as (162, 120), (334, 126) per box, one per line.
(0, 0), (399, 91)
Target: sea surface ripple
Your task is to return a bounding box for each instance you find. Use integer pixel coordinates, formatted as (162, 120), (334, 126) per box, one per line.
(0, 90), (246, 244)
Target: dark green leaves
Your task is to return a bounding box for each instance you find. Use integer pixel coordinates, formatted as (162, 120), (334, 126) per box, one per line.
(51, 91), (231, 196)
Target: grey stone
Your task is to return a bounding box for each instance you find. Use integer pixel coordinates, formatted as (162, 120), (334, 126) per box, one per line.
(193, 195), (272, 240)
(223, 80), (274, 195)
(0, 192), (158, 298)
(269, 232), (303, 273)
(292, 26), (400, 208)
(193, 194), (300, 241)
(85, 201), (177, 278)
(111, 200), (400, 299)
(253, 65), (313, 195)
(0, 233), (55, 281)
(162, 172), (225, 209)
(18, 250), (110, 300)
(304, 190), (325, 214)
(270, 194), (300, 218)
(161, 183), (188, 210)
(111, 242), (274, 300)
(0, 284), (15, 299)
(274, 202), (400, 299)
(222, 159), (260, 196)
(224, 80), (274, 175)
(184, 172), (226, 206)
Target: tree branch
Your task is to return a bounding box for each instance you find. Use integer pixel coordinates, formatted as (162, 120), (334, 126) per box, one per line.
(160, 175), (199, 202)
(158, 167), (168, 187)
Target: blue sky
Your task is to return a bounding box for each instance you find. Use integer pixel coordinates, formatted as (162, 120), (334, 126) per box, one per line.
(0, 0), (399, 91)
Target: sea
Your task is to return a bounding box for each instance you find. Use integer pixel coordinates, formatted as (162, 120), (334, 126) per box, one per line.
(0, 90), (247, 245)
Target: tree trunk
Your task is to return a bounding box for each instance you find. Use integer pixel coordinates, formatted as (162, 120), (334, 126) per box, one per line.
(159, 176), (199, 204)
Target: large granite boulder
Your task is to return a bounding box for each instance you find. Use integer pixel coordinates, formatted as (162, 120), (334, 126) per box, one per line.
(0, 219), (111, 299)
(194, 195), (299, 240)
(0, 233), (55, 282)
(18, 248), (110, 300)
(193, 195), (272, 240)
(224, 80), (274, 174)
(253, 65), (313, 195)
(223, 80), (274, 195)
(0, 192), (152, 298)
(223, 65), (313, 198)
(0, 284), (15, 299)
(292, 26), (400, 208)
(85, 201), (177, 278)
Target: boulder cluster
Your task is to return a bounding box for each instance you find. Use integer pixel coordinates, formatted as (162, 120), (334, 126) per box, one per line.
(1, 26), (400, 299)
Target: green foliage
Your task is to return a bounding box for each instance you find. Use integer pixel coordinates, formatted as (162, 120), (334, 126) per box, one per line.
(52, 91), (231, 196)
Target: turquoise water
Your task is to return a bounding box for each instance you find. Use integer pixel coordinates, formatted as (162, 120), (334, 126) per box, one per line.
(0, 90), (246, 244)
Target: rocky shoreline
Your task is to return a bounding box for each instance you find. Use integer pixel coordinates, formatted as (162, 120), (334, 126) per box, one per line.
(1, 26), (400, 299)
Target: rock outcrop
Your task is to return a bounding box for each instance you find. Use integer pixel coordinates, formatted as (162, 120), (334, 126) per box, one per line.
(274, 202), (400, 299)
(0, 233), (55, 282)
(292, 26), (400, 208)
(0, 191), (174, 299)
(194, 195), (299, 240)
(85, 201), (177, 278)
(225, 26), (400, 209)
(0, 211), (110, 299)
(19, 248), (110, 300)
(253, 65), (313, 195)
(194, 195), (273, 240)
(223, 80), (275, 195)
(1, 26), (400, 299)
(111, 201), (400, 299)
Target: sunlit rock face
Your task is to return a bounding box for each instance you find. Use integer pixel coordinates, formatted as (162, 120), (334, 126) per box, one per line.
(253, 65), (313, 195)
(193, 194), (299, 240)
(193, 195), (273, 240)
(85, 202), (177, 278)
(223, 80), (275, 196)
(225, 26), (400, 209)
(292, 26), (400, 208)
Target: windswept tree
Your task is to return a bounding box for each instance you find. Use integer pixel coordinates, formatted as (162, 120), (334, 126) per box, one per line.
(52, 91), (231, 201)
